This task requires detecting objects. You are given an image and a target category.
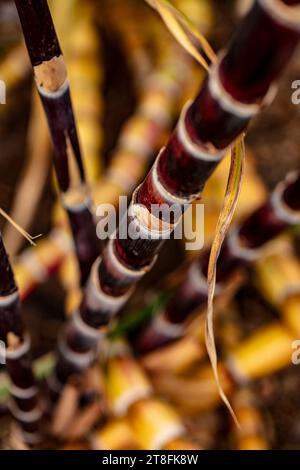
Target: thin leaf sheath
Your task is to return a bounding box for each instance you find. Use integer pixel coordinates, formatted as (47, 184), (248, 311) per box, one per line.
(14, 0), (98, 285)
(135, 172), (300, 353)
(51, 0), (300, 387)
(0, 234), (42, 445)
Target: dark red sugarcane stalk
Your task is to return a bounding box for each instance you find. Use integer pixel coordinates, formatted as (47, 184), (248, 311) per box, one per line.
(134, 171), (300, 353)
(50, 0), (300, 390)
(14, 0), (98, 285)
(0, 233), (43, 446)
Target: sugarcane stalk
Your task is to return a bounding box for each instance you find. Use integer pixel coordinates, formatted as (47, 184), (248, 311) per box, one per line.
(0, 233), (43, 446)
(14, 0), (99, 286)
(49, 0), (300, 391)
(102, 346), (200, 450)
(51, 0), (104, 314)
(142, 245), (300, 375)
(12, 0), (203, 306)
(92, 418), (140, 450)
(135, 171), (300, 353)
(14, 228), (71, 302)
(218, 307), (269, 450)
(231, 388), (269, 450)
(152, 321), (296, 415)
(254, 241), (300, 308)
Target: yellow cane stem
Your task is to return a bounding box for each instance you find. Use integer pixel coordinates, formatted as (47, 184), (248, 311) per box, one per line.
(92, 419), (140, 450)
(128, 398), (185, 450)
(254, 242), (300, 306)
(105, 355), (152, 417)
(232, 389), (269, 450)
(282, 294), (300, 337)
(227, 323), (295, 383)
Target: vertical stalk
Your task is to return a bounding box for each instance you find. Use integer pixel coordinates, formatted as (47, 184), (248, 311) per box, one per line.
(0, 233), (43, 446)
(14, 0), (99, 285)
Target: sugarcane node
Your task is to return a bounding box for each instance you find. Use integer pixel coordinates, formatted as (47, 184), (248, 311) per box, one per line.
(34, 55), (67, 93)
(7, 332), (22, 351)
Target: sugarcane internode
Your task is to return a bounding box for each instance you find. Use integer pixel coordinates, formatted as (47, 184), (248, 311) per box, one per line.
(14, 0), (99, 286)
(47, 0), (300, 392)
(0, 234), (43, 446)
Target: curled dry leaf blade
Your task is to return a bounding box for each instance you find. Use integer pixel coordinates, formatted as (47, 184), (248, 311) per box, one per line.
(144, 0), (216, 70)
(205, 139), (245, 428)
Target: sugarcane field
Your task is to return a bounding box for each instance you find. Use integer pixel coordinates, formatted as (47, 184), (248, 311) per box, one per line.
(0, 0), (300, 456)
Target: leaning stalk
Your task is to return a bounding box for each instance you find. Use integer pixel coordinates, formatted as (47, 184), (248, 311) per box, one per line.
(135, 171), (300, 353)
(0, 233), (43, 446)
(51, 0), (300, 390)
(14, 0), (99, 285)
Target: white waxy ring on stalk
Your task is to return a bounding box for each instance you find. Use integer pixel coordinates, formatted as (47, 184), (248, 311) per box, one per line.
(270, 173), (300, 225)
(6, 333), (31, 360)
(151, 154), (199, 205)
(9, 402), (43, 423)
(227, 227), (262, 262)
(106, 238), (157, 282)
(58, 335), (96, 368)
(150, 423), (185, 451)
(10, 384), (38, 400)
(209, 60), (277, 118)
(71, 309), (105, 340)
(151, 312), (185, 339)
(258, 0), (300, 31)
(177, 101), (225, 161)
(85, 258), (133, 313)
(0, 291), (19, 307)
(113, 385), (152, 417)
